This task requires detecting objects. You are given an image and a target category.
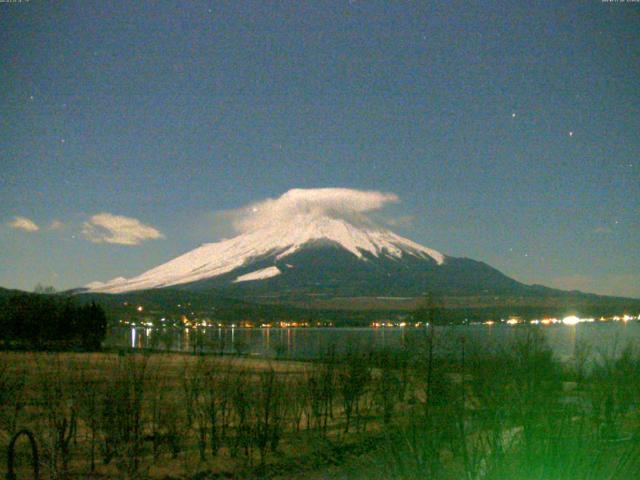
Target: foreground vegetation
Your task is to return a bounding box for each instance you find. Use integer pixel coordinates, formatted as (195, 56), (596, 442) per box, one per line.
(1, 328), (640, 479)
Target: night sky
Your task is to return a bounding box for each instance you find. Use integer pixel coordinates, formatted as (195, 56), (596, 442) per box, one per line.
(1, 1), (638, 297)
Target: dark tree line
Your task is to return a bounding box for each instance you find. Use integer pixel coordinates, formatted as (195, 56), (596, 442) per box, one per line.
(0, 293), (107, 350)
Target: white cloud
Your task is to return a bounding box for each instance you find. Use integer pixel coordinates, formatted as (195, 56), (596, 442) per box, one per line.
(82, 213), (165, 246)
(224, 188), (399, 233)
(48, 219), (64, 230)
(8, 216), (40, 232)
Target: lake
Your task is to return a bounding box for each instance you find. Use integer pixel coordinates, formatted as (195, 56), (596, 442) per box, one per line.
(106, 321), (640, 362)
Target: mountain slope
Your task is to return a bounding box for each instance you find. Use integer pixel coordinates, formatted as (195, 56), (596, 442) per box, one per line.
(175, 241), (526, 298)
(84, 211), (636, 310)
(86, 216), (445, 294)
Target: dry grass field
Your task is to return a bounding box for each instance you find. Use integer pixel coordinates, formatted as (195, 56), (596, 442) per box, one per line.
(2, 330), (640, 479)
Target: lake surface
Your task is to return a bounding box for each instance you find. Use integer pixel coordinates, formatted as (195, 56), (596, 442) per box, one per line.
(106, 322), (640, 362)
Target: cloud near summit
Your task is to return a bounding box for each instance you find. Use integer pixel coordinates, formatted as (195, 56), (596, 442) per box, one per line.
(227, 188), (399, 232)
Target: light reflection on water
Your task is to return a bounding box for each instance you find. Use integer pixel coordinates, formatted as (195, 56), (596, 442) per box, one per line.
(108, 323), (640, 361)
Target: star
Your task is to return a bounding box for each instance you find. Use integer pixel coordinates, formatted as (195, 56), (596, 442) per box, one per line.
(511, 112), (516, 118)
(29, 95), (34, 101)
(568, 131), (574, 137)
(60, 138), (65, 144)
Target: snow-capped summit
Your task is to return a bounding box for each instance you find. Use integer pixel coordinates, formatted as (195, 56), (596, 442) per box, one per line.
(86, 212), (445, 294)
(85, 188), (529, 298)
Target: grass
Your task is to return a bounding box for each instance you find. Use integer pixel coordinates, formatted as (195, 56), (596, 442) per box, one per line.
(1, 328), (640, 479)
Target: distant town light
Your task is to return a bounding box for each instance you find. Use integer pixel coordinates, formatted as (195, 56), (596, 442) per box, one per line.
(562, 315), (580, 325)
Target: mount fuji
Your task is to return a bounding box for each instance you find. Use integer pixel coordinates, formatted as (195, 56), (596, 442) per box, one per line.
(82, 188), (639, 319)
(86, 188), (530, 299)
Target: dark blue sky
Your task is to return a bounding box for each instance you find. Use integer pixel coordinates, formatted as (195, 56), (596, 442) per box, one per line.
(1, 1), (638, 297)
